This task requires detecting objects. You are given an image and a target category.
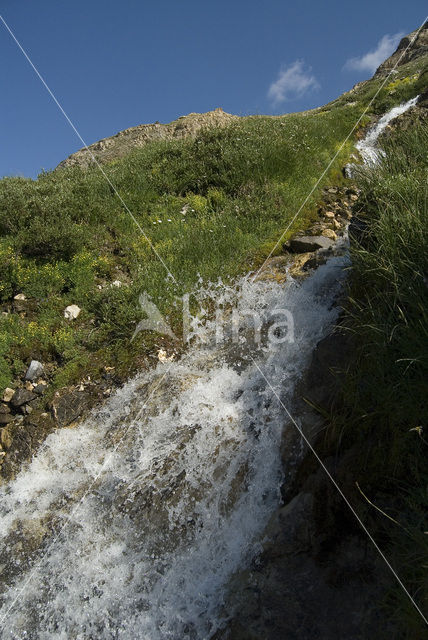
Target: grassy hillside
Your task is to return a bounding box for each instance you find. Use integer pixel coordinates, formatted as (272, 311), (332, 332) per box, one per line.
(0, 60), (424, 397)
(0, 108), (356, 393)
(331, 122), (428, 637)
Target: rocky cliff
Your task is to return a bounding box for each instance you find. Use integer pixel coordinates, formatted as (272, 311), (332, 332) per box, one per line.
(375, 21), (428, 77)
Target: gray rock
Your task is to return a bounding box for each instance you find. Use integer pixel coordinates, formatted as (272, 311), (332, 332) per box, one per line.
(10, 388), (37, 408)
(288, 235), (334, 253)
(33, 383), (47, 395)
(25, 360), (45, 381)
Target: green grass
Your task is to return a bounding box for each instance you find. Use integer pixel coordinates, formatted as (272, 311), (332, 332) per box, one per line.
(0, 106), (360, 391)
(331, 123), (428, 637)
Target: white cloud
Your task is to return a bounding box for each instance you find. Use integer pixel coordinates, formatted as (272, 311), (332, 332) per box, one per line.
(268, 60), (319, 105)
(344, 32), (404, 74)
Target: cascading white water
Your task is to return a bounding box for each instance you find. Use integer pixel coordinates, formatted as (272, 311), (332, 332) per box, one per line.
(0, 248), (349, 639)
(355, 95), (419, 165)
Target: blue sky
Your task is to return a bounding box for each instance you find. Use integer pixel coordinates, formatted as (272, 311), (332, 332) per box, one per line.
(0, 0), (426, 177)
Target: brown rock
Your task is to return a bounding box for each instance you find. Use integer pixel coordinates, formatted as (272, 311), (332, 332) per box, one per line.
(0, 426), (13, 448)
(51, 389), (92, 427)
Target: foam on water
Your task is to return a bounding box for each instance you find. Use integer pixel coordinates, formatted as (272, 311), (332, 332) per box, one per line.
(0, 250), (349, 639)
(355, 95), (419, 165)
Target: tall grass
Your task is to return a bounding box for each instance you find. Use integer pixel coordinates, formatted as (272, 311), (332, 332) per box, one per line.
(335, 123), (428, 636)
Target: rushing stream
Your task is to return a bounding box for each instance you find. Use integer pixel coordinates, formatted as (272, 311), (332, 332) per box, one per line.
(0, 97), (418, 639)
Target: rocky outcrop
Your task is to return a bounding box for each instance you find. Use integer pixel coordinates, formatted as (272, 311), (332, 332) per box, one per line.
(374, 22), (428, 77)
(57, 108), (238, 169)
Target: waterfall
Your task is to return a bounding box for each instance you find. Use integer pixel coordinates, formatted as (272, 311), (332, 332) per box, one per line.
(354, 95), (419, 165)
(0, 250), (349, 639)
(0, 96), (417, 639)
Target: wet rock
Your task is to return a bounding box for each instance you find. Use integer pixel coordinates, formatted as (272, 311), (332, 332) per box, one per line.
(287, 235), (334, 253)
(24, 360), (44, 381)
(64, 304), (81, 320)
(51, 389), (91, 426)
(300, 331), (354, 411)
(10, 388), (37, 408)
(264, 492), (314, 558)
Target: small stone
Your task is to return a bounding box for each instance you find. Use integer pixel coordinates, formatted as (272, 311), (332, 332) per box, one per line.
(10, 388), (37, 408)
(2, 388), (14, 403)
(0, 414), (14, 425)
(25, 360), (44, 381)
(14, 293), (26, 301)
(64, 304), (81, 320)
(25, 381), (34, 391)
(350, 194), (358, 201)
(40, 412), (49, 418)
(324, 211), (335, 218)
(322, 229), (337, 240)
(0, 403), (9, 414)
(111, 280), (122, 287)
(24, 405), (33, 414)
(332, 219), (341, 230)
(33, 383), (47, 395)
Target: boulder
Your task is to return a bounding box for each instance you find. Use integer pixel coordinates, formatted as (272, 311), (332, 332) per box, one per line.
(25, 360), (45, 381)
(64, 304), (81, 320)
(288, 236), (334, 253)
(10, 388), (37, 408)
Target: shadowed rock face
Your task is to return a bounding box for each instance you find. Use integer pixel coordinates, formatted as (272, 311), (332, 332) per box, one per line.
(57, 107), (238, 169)
(374, 21), (428, 77)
